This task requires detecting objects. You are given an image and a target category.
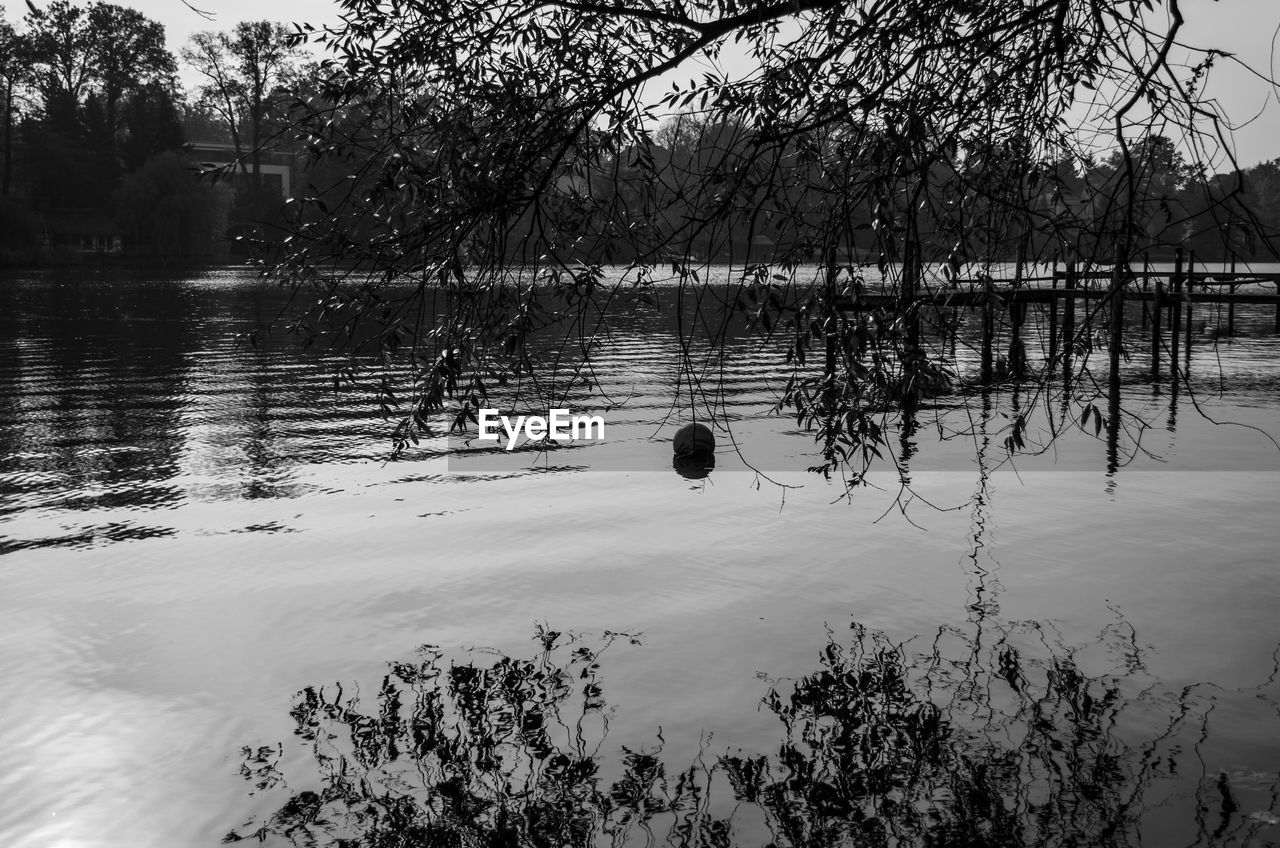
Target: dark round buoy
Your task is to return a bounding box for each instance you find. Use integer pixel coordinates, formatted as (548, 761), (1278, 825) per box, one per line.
(673, 422), (715, 458)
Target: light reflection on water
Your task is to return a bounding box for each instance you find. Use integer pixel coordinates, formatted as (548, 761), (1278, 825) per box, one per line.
(1, 267), (1279, 847)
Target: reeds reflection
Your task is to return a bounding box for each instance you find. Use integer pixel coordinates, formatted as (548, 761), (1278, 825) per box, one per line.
(225, 617), (1280, 847)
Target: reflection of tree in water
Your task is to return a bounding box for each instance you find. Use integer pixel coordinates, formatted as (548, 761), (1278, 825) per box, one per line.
(228, 428), (1280, 846)
(225, 615), (1280, 847)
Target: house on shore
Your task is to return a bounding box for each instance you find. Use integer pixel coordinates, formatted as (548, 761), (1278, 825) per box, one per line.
(185, 140), (294, 199)
(42, 209), (123, 254)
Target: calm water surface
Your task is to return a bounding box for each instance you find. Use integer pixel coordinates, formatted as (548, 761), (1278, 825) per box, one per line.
(2, 266), (1280, 847)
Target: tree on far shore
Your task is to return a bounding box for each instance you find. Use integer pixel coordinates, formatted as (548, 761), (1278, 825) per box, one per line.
(0, 9), (30, 196)
(12, 0), (182, 209)
(182, 21), (299, 209)
(85, 2), (175, 155)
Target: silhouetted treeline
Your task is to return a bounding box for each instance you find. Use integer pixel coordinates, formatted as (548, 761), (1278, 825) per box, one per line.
(529, 117), (1280, 266)
(3, 1), (1280, 267)
(0, 2), (304, 264)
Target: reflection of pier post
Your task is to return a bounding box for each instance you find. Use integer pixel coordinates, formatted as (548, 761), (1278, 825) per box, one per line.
(899, 405), (917, 482)
(1184, 252), (1194, 343)
(1048, 258), (1059, 364)
(1184, 250), (1195, 369)
(949, 304), (958, 358)
(968, 387), (995, 621)
(981, 277), (994, 384)
(1061, 261), (1075, 389)
(1228, 250), (1237, 336)
(1170, 248), (1183, 375)
(902, 244), (920, 359)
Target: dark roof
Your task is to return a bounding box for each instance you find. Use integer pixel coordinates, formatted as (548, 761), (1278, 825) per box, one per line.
(43, 210), (121, 236)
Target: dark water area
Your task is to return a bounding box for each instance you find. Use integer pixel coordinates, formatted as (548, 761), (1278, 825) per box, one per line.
(2, 266), (1280, 847)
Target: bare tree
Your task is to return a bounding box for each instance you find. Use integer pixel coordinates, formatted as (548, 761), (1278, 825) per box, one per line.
(182, 21), (298, 198)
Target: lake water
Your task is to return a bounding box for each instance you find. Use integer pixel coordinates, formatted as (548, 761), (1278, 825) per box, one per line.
(2, 265), (1280, 847)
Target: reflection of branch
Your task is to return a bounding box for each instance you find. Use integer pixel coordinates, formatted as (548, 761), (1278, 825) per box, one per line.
(227, 619), (1280, 847)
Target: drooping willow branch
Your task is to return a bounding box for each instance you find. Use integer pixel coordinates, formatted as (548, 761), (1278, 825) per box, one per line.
(261, 0), (1270, 484)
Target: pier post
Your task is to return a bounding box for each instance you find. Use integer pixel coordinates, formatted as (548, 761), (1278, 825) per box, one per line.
(1228, 250), (1236, 336)
(1140, 254), (1150, 329)
(823, 243), (838, 407)
(1275, 279), (1280, 334)
(1108, 251), (1125, 413)
(1049, 261), (1059, 364)
(1170, 248), (1183, 372)
(1150, 274), (1163, 382)
(1010, 244), (1025, 377)
(1106, 250), (1126, 474)
(1275, 278), (1280, 333)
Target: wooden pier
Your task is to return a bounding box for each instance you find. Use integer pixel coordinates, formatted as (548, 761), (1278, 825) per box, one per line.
(834, 272), (1280, 309)
(834, 247), (1280, 384)
(824, 247), (1280, 471)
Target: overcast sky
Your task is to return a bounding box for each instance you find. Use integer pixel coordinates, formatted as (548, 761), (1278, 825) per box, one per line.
(6, 0), (1280, 168)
